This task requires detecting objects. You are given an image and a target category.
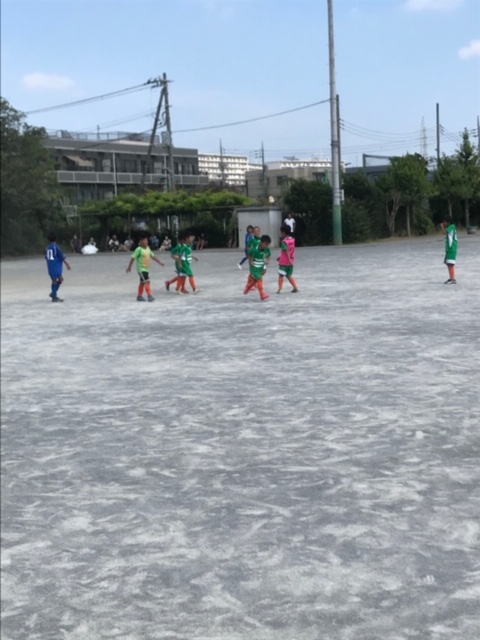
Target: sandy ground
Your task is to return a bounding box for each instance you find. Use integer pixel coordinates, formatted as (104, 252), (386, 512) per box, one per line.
(1, 235), (480, 640)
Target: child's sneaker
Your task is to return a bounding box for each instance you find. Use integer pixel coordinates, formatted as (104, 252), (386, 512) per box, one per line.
(165, 280), (170, 291)
(175, 290), (184, 295)
(192, 288), (200, 294)
(291, 288), (299, 293)
(51, 297), (64, 302)
(137, 296), (146, 301)
(444, 279), (457, 285)
(238, 264), (242, 269)
(147, 295), (155, 302)
(276, 289), (283, 294)
(260, 294), (270, 301)
(181, 289), (189, 294)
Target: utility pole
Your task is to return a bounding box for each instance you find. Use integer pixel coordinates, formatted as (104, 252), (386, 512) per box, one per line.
(162, 72), (175, 192)
(477, 116), (480, 163)
(435, 102), (440, 167)
(141, 77), (163, 191)
(140, 73), (175, 193)
(254, 142), (268, 203)
(261, 142), (268, 202)
(219, 140), (226, 189)
(328, 0), (342, 245)
(336, 93), (342, 173)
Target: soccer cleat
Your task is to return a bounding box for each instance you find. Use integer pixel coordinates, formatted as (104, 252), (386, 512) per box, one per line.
(175, 289), (184, 295)
(192, 288), (200, 294)
(238, 264), (242, 269)
(147, 295), (155, 302)
(444, 279), (457, 285)
(260, 294), (270, 301)
(277, 289), (283, 294)
(291, 288), (299, 293)
(137, 296), (146, 301)
(181, 289), (189, 294)
(243, 286), (251, 295)
(51, 297), (64, 302)
(165, 280), (170, 291)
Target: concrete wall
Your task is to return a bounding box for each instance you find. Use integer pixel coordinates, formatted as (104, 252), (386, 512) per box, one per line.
(237, 207), (283, 249)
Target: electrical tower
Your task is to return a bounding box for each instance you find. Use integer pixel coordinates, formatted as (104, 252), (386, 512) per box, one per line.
(421, 116), (428, 159)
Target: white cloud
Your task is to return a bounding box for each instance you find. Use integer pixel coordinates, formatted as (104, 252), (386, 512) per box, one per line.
(22, 72), (75, 90)
(405, 0), (463, 10)
(458, 39), (480, 60)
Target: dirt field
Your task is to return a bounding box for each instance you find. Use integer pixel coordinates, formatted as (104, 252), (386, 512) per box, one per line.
(2, 235), (480, 640)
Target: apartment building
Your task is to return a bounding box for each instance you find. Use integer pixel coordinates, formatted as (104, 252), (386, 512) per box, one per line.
(246, 158), (333, 202)
(198, 152), (262, 189)
(43, 130), (209, 204)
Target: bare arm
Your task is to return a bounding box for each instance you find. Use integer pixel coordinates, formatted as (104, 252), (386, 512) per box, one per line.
(152, 256), (165, 267)
(126, 258), (134, 273)
(64, 259), (71, 270)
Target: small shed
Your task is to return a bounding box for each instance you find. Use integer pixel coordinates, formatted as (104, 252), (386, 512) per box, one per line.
(236, 206), (284, 249)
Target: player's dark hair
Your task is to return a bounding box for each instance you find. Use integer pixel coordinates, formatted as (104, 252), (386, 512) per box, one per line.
(280, 223), (292, 235)
(47, 233), (56, 242)
(139, 232), (149, 240)
(443, 214), (453, 224)
(260, 234), (271, 244)
(247, 225), (253, 231)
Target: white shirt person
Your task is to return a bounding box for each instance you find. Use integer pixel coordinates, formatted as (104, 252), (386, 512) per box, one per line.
(284, 213), (295, 233)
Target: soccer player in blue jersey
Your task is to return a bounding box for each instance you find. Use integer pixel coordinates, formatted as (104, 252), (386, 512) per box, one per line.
(237, 225), (254, 269)
(45, 233), (71, 302)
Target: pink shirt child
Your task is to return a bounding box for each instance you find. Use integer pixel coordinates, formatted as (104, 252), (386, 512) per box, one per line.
(279, 235), (295, 266)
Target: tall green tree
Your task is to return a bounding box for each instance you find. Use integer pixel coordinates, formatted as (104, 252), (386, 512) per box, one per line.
(433, 155), (463, 218)
(284, 179), (332, 244)
(455, 129), (480, 228)
(1, 98), (59, 255)
(377, 154), (431, 236)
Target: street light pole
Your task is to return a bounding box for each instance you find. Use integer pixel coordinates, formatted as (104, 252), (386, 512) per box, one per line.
(328, 0), (342, 245)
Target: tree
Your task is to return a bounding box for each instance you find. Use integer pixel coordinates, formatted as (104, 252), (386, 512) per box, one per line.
(455, 129), (480, 228)
(1, 98), (59, 255)
(376, 154), (431, 236)
(283, 179), (333, 244)
(433, 155), (464, 218)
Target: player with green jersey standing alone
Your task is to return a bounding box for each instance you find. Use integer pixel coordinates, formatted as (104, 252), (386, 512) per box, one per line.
(441, 214), (458, 284)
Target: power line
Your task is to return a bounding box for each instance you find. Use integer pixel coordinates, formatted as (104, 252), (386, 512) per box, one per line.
(25, 82), (153, 115)
(172, 99), (330, 134)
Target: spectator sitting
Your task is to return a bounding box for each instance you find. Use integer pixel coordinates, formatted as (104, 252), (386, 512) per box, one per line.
(160, 235), (172, 251)
(70, 234), (81, 254)
(108, 235), (120, 252)
(150, 234), (160, 250)
(196, 233), (207, 250)
(88, 237), (96, 247)
(124, 236), (134, 251)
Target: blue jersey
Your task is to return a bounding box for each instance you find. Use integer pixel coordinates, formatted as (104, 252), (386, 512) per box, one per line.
(245, 232), (254, 249)
(45, 242), (65, 277)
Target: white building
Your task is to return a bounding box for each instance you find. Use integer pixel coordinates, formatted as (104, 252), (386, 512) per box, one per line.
(199, 152), (262, 188)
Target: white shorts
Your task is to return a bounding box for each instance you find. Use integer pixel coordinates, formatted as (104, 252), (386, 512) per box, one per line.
(445, 259), (456, 265)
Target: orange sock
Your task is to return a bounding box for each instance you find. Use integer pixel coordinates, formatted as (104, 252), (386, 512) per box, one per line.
(278, 276), (284, 291)
(167, 276), (179, 286)
(180, 276), (187, 292)
(138, 284), (145, 297)
(145, 282), (152, 296)
(257, 278), (265, 297)
(188, 276), (197, 291)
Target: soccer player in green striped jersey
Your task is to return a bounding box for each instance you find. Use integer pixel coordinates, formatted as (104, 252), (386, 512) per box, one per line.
(176, 233), (199, 294)
(165, 233), (185, 293)
(244, 234), (271, 301)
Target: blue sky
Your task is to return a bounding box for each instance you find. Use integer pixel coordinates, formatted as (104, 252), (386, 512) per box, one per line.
(1, 0), (479, 166)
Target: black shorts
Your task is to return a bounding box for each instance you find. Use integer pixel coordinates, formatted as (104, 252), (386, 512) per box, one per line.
(139, 271), (150, 283)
